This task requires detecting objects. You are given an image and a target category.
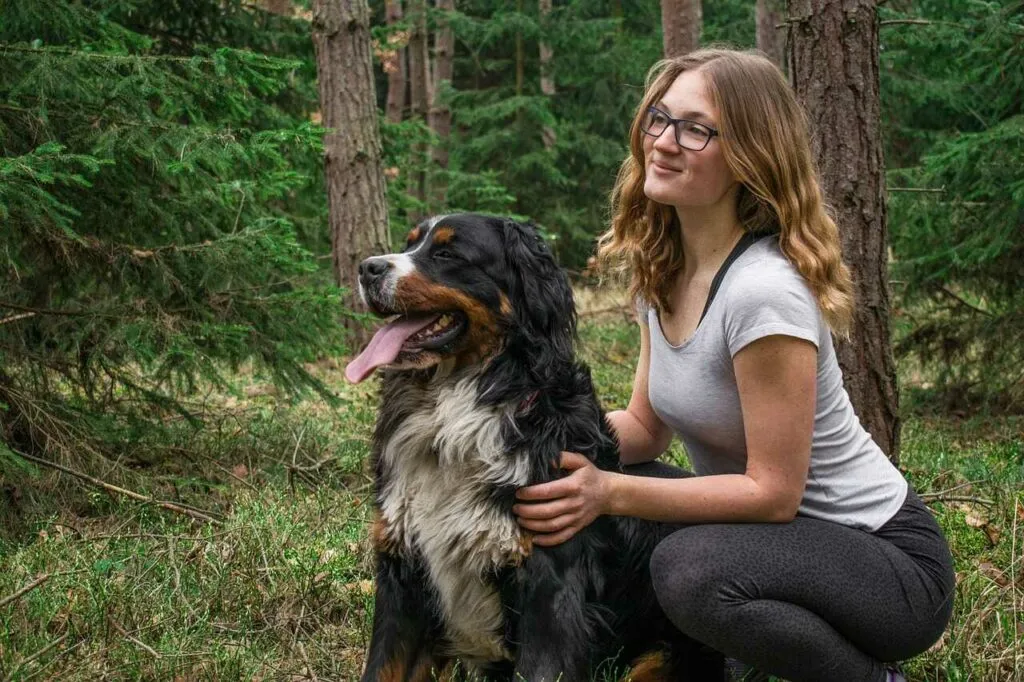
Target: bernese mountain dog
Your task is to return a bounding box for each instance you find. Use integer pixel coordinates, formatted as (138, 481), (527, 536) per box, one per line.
(345, 214), (723, 681)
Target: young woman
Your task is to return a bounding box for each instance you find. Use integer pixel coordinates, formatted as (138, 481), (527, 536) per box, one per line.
(513, 49), (954, 682)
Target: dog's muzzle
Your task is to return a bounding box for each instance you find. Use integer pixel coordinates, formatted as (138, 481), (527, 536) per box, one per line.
(359, 256), (393, 292)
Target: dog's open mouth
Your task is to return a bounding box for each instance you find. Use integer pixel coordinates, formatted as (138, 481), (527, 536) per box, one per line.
(345, 312), (467, 383)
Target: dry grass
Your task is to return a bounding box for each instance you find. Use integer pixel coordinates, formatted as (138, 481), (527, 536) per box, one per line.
(1, 308), (1021, 681)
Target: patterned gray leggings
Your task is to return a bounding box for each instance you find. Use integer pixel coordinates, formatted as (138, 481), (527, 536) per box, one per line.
(624, 462), (955, 682)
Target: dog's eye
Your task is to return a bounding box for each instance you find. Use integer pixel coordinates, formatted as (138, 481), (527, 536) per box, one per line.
(433, 249), (458, 261)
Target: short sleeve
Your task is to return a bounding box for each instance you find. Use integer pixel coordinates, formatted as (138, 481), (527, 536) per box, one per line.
(723, 265), (821, 357)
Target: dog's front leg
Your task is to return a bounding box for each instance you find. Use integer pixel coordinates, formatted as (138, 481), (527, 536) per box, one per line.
(511, 550), (593, 682)
(362, 551), (447, 682)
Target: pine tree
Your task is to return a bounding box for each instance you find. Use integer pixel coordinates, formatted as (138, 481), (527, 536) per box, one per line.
(0, 1), (343, 472)
(882, 0), (1024, 409)
(789, 0), (901, 459)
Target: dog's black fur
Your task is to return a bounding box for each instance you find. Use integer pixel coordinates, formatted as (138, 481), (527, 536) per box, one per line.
(353, 214), (722, 681)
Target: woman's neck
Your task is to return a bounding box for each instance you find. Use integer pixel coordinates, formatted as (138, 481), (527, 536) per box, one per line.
(676, 203), (745, 277)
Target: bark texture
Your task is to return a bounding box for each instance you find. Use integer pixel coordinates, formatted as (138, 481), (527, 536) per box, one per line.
(660, 0), (701, 58)
(539, 0), (557, 149)
(384, 0), (407, 124)
(430, 0), (455, 174)
(264, 0), (292, 15)
(312, 0), (390, 346)
(756, 0), (786, 70)
(407, 0), (432, 215)
(788, 0), (900, 460)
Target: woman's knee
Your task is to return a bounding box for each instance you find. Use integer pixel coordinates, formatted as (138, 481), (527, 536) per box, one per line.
(649, 527), (736, 631)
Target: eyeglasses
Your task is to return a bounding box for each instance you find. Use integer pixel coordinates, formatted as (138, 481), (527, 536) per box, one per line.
(640, 106), (719, 151)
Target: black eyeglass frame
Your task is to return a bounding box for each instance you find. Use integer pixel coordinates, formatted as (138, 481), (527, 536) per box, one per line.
(640, 106), (720, 151)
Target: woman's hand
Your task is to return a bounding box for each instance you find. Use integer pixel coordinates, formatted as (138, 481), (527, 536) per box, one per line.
(514, 451), (611, 547)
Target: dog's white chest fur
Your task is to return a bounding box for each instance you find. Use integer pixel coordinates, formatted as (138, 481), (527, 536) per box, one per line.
(378, 376), (530, 662)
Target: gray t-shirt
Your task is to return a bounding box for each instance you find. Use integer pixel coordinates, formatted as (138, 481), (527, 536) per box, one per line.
(644, 236), (907, 531)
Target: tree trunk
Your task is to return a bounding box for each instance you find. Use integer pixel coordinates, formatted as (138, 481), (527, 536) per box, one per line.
(756, 0), (786, 71)
(539, 0), (556, 149)
(312, 0), (390, 347)
(407, 0), (432, 217)
(384, 0), (407, 124)
(429, 0), (455, 201)
(787, 0), (900, 460)
(661, 0), (701, 58)
(264, 0), (293, 15)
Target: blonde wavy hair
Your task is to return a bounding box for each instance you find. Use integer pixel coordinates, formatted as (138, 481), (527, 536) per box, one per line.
(597, 48), (854, 335)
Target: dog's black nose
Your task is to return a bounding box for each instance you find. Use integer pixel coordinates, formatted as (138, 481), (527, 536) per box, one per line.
(359, 257), (392, 286)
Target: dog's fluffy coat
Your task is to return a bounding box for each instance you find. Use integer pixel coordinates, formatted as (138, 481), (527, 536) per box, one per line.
(350, 214), (722, 681)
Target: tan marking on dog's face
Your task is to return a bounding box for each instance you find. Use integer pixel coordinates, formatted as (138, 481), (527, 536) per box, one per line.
(432, 226), (455, 245)
(406, 227), (422, 245)
(392, 273), (503, 369)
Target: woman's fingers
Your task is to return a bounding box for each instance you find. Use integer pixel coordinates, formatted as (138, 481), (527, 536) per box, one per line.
(532, 523), (583, 547)
(515, 476), (574, 502)
(516, 512), (577, 534)
(514, 497), (580, 521)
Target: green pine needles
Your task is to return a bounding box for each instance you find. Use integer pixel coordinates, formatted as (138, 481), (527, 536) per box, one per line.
(882, 0), (1024, 409)
(0, 1), (345, 471)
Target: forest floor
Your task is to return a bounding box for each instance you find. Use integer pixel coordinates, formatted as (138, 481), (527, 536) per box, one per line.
(1, 289), (1021, 681)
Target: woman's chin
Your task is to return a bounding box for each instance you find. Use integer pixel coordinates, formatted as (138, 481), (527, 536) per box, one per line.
(643, 180), (680, 206)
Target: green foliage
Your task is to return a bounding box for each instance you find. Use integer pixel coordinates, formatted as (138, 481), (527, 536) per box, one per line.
(374, 0), (756, 267)
(0, 0), (344, 472)
(881, 0), (1024, 408)
(0, 316), (1020, 680)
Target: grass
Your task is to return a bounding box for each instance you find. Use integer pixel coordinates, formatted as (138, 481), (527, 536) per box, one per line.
(1, 296), (1022, 681)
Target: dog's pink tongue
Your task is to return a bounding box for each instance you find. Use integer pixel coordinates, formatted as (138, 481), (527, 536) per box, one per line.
(345, 314), (440, 383)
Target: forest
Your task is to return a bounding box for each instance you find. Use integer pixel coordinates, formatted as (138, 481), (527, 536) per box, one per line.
(0, 0), (1022, 679)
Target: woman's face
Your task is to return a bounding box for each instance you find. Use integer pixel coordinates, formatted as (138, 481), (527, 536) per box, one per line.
(642, 70), (738, 212)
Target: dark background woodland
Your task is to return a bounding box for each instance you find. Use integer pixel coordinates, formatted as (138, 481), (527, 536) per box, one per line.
(0, 1), (1022, 679)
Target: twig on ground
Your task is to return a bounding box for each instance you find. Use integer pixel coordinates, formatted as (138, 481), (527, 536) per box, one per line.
(0, 311), (35, 325)
(108, 614), (162, 658)
(9, 447), (222, 525)
(921, 480), (982, 498)
(938, 286), (992, 317)
(1, 633), (69, 682)
(0, 574), (51, 609)
(921, 493), (996, 506)
(296, 641), (320, 682)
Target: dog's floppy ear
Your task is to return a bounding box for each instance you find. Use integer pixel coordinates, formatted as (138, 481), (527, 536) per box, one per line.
(500, 218), (576, 348)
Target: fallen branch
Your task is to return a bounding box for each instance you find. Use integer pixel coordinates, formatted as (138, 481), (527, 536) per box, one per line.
(938, 286), (992, 317)
(108, 614), (162, 659)
(8, 448), (222, 525)
(1, 633), (69, 682)
(920, 493), (996, 507)
(888, 186), (946, 193)
(0, 573), (51, 609)
(0, 311), (35, 325)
